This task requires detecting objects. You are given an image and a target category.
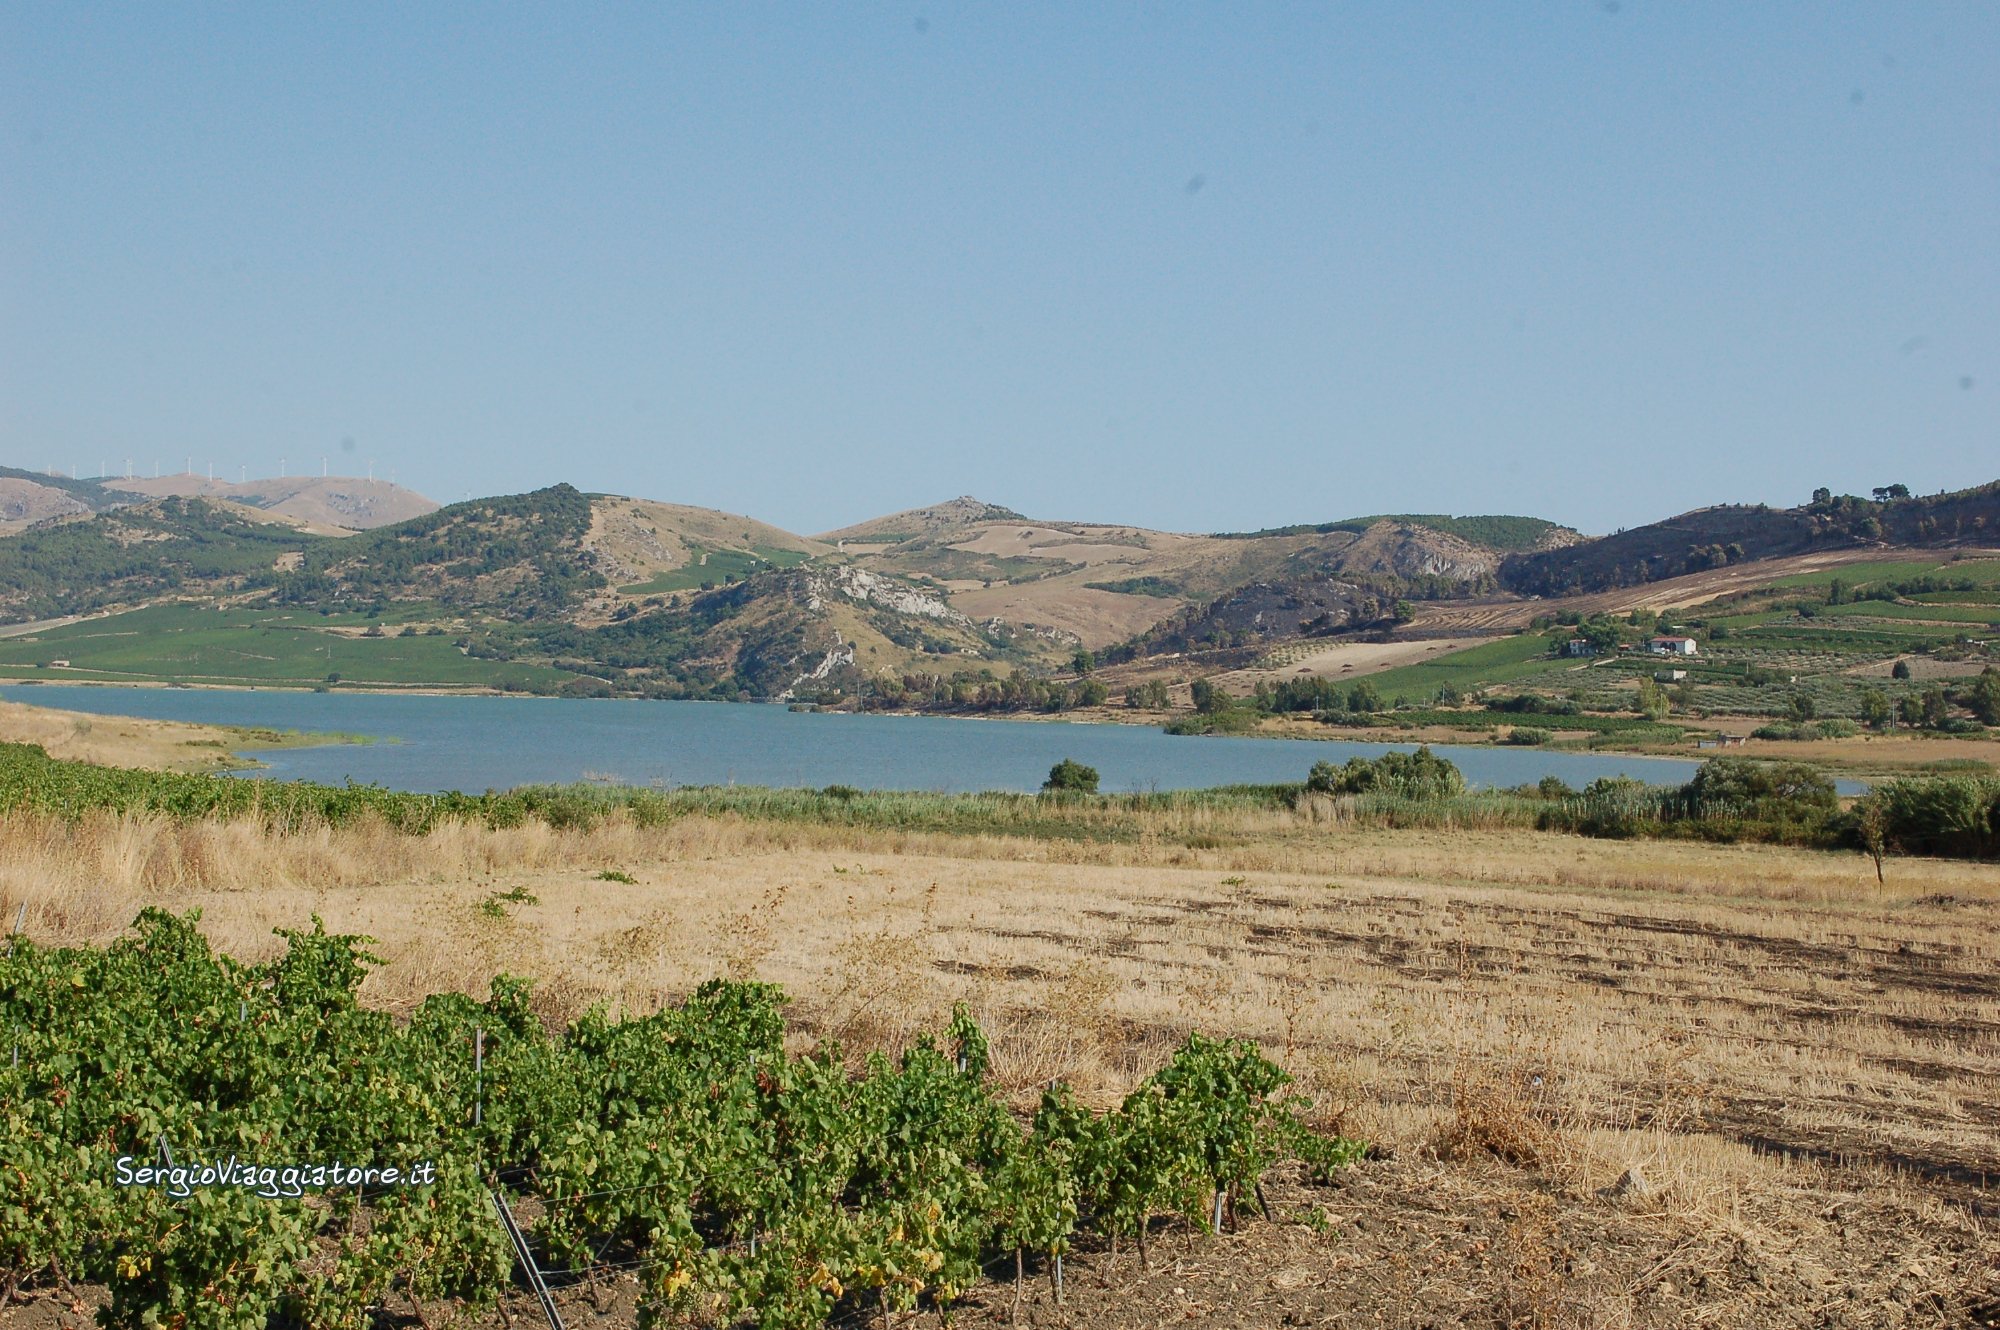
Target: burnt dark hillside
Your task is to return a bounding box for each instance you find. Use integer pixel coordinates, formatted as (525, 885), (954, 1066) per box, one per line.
(1500, 482), (2000, 596)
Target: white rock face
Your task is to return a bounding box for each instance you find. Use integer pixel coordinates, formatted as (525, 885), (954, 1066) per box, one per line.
(776, 635), (858, 701)
(812, 566), (974, 626)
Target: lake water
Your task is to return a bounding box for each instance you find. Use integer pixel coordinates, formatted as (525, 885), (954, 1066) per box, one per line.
(0, 684), (1733, 795)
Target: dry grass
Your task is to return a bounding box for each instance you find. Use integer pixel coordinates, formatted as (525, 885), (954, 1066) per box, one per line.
(6, 804), (1997, 1326)
(0, 699), (265, 773)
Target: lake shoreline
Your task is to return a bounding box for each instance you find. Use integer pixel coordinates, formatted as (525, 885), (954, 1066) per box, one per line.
(1, 679), (1945, 783)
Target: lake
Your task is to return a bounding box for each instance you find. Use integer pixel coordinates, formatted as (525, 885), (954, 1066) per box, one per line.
(0, 684), (1740, 795)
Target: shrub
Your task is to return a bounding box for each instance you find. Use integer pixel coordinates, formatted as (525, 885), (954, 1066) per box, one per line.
(1675, 757), (1838, 835)
(1861, 775), (2000, 858)
(1305, 747), (1465, 800)
(1501, 727), (1551, 746)
(1042, 759), (1100, 794)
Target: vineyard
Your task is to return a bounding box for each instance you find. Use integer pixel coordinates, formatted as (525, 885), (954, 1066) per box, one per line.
(0, 910), (1363, 1328)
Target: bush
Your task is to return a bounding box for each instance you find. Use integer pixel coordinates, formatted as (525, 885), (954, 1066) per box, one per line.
(1861, 775), (2000, 858)
(1042, 759), (1100, 794)
(1305, 746), (1465, 800)
(1677, 757), (1837, 823)
(1501, 727), (1551, 746)
(1490, 695), (1578, 716)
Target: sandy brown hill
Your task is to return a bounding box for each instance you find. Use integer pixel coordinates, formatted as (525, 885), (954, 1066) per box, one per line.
(817, 496), (1026, 544)
(102, 475), (437, 530)
(835, 514), (1535, 652)
(584, 496), (831, 590)
(0, 477), (92, 534)
(1319, 520), (1505, 583)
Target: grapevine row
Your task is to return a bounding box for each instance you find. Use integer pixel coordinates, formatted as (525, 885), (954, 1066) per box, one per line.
(0, 910), (1363, 1328)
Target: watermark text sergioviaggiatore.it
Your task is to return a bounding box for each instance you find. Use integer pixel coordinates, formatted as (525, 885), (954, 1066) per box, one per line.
(115, 1155), (437, 1199)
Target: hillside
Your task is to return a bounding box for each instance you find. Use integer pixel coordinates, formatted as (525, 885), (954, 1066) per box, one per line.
(0, 466), (127, 535)
(586, 496), (831, 595)
(0, 476), (93, 532)
(1500, 482), (2000, 596)
(268, 484), (604, 619)
(816, 495), (1025, 544)
(0, 496), (327, 622)
(506, 560), (1028, 700)
(101, 474), (437, 530)
(0, 485), (1045, 698)
(1218, 511), (1579, 552)
(3, 478), (1996, 717)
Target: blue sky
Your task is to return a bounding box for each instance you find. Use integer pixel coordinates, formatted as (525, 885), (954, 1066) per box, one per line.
(3, 4), (1995, 535)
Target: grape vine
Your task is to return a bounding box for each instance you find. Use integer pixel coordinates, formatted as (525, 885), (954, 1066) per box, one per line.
(0, 910), (1363, 1326)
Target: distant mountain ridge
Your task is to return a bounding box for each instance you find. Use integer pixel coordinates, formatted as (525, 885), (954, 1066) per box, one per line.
(0, 472), (1994, 700)
(0, 465), (436, 535)
(101, 475), (436, 530)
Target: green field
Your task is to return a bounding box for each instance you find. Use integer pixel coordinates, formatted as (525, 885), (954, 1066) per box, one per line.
(1814, 601), (2000, 627)
(1909, 588), (2000, 605)
(1362, 631), (1579, 703)
(618, 544), (810, 594)
(0, 604), (576, 689)
(1758, 557), (2000, 592)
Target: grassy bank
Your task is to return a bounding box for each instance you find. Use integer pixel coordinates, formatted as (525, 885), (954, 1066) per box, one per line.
(4, 738), (1996, 874)
(0, 699), (367, 774)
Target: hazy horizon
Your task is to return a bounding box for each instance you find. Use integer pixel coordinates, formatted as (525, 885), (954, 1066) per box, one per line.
(6, 5), (1995, 536)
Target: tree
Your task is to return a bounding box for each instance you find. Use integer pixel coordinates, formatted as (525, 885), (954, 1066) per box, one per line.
(1635, 680), (1669, 721)
(1042, 759), (1099, 794)
(1071, 648), (1095, 677)
(1680, 757), (1838, 818)
(1811, 487), (1833, 507)
(1859, 688), (1893, 730)
(1919, 687), (1949, 730)
(1190, 679), (1230, 714)
(1577, 618), (1622, 654)
(1961, 667), (2000, 726)
(1788, 693), (1817, 722)
(1891, 658), (1913, 680)
(1346, 679), (1382, 714)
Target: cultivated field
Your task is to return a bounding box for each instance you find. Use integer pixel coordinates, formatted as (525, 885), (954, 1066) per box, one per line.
(6, 798), (1996, 1327)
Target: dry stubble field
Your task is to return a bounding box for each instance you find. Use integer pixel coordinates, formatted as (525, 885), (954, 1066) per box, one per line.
(4, 805), (1998, 1329)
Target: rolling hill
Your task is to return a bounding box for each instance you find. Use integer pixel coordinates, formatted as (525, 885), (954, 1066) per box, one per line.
(1, 475), (1994, 714)
(100, 474), (437, 530)
(0, 466), (437, 536)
